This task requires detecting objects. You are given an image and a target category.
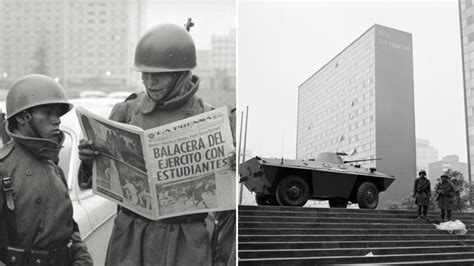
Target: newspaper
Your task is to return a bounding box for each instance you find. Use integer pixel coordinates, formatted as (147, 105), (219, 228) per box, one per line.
(76, 106), (235, 220)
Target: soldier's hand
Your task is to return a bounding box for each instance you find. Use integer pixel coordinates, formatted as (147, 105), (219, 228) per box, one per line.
(78, 139), (99, 164)
(228, 150), (236, 170)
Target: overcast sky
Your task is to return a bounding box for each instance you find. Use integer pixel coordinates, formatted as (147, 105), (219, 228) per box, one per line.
(146, 0), (235, 50)
(238, 0), (466, 162)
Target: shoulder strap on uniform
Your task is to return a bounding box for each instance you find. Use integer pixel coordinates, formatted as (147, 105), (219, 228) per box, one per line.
(124, 93), (138, 102)
(0, 163), (19, 247)
(0, 144), (15, 211)
(2, 177), (14, 212)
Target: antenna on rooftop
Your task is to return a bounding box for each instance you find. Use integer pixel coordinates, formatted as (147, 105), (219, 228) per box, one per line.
(281, 126), (284, 164)
(239, 106), (249, 205)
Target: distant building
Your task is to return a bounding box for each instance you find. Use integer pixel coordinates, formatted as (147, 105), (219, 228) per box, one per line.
(195, 29), (236, 108)
(0, 0), (145, 93)
(429, 155), (468, 180)
(211, 29), (236, 92)
(297, 24), (415, 207)
(194, 50), (213, 90)
(65, 0), (145, 91)
(416, 139), (438, 178)
(459, 0), (474, 182)
(0, 0), (67, 86)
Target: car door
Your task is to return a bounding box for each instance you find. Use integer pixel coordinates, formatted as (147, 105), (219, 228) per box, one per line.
(59, 126), (116, 265)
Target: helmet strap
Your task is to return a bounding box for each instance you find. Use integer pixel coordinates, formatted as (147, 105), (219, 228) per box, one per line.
(145, 72), (180, 102)
(24, 112), (43, 138)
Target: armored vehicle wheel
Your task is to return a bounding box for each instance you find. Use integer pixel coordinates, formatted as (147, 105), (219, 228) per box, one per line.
(255, 194), (278, 206)
(357, 182), (379, 209)
(329, 199), (348, 208)
(275, 175), (310, 206)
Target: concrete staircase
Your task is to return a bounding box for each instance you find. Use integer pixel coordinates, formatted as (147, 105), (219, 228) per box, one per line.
(238, 205), (474, 265)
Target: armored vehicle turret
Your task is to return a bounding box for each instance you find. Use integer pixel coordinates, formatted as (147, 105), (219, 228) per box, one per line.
(239, 152), (395, 209)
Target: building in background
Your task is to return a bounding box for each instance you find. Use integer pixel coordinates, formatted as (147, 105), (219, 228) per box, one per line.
(429, 155), (468, 180)
(194, 29), (236, 108)
(0, 0), (67, 89)
(0, 0), (145, 95)
(459, 0), (474, 182)
(211, 29), (236, 92)
(416, 138), (439, 178)
(194, 50), (213, 90)
(65, 0), (144, 92)
(297, 24), (415, 207)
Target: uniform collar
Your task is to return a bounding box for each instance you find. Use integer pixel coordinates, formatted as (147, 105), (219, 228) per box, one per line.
(6, 121), (65, 162)
(138, 74), (200, 114)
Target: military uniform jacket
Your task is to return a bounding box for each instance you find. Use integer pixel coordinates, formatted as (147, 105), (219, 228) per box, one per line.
(0, 133), (92, 265)
(435, 180), (455, 210)
(413, 177), (431, 206)
(104, 90), (213, 266)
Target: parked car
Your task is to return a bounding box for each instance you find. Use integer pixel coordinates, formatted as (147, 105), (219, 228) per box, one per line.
(0, 97), (121, 265)
(79, 90), (108, 98)
(59, 98), (121, 264)
(108, 91), (134, 101)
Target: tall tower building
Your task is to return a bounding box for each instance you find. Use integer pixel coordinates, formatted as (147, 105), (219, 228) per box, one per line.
(0, 0), (144, 92)
(297, 24), (416, 206)
(459, 0), (474, 182)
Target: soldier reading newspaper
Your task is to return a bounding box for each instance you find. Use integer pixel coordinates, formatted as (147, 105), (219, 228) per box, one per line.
(76, 106), (235, 220)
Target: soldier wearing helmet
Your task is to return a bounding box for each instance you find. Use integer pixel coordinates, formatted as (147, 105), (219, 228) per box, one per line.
(0, 74), (92, 265)
(435, 174), (455, 222)
(78, 22), (235, 265)
(413, 170), (431, 220)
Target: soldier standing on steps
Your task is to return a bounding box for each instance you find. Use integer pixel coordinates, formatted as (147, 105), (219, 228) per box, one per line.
(413, 170), (431, 220)
(435, 174), (455, 222)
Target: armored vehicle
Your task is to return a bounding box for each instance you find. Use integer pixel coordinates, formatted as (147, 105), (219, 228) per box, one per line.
(239, 152), (395, 209)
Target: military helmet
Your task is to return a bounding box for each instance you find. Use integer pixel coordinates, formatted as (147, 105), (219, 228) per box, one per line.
(133, 24), (196, 73)
(6, 74), (72, 120)
(419, 170), (426, 176)
(441, 174), (449, 179)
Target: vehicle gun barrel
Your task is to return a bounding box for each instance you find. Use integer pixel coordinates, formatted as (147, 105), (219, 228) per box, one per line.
(343, 158), (381, 163)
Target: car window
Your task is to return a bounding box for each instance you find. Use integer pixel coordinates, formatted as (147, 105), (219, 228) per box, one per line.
(58, 131), (72, 182)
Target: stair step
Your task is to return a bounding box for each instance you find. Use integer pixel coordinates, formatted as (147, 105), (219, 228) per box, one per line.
(238, 251), (474, 265)
(239, 227), (474, 235)
(374, 258), (474, 265)
(239, 214), (473, 224)
(239, 239), (474, 249)
(239, 221), (447, 229)
(239, 245), (474, 258)
(239, 205), (474, 216)
(239, 209), (472, 220)
(239, 234), (473, 242)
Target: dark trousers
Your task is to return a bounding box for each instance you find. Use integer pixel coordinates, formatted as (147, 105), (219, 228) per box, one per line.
(417, 205), (428, 217)
(440, 209), (452, 221)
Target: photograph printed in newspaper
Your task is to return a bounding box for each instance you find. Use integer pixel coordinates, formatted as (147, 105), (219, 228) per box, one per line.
(76, 106), (235, 220)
